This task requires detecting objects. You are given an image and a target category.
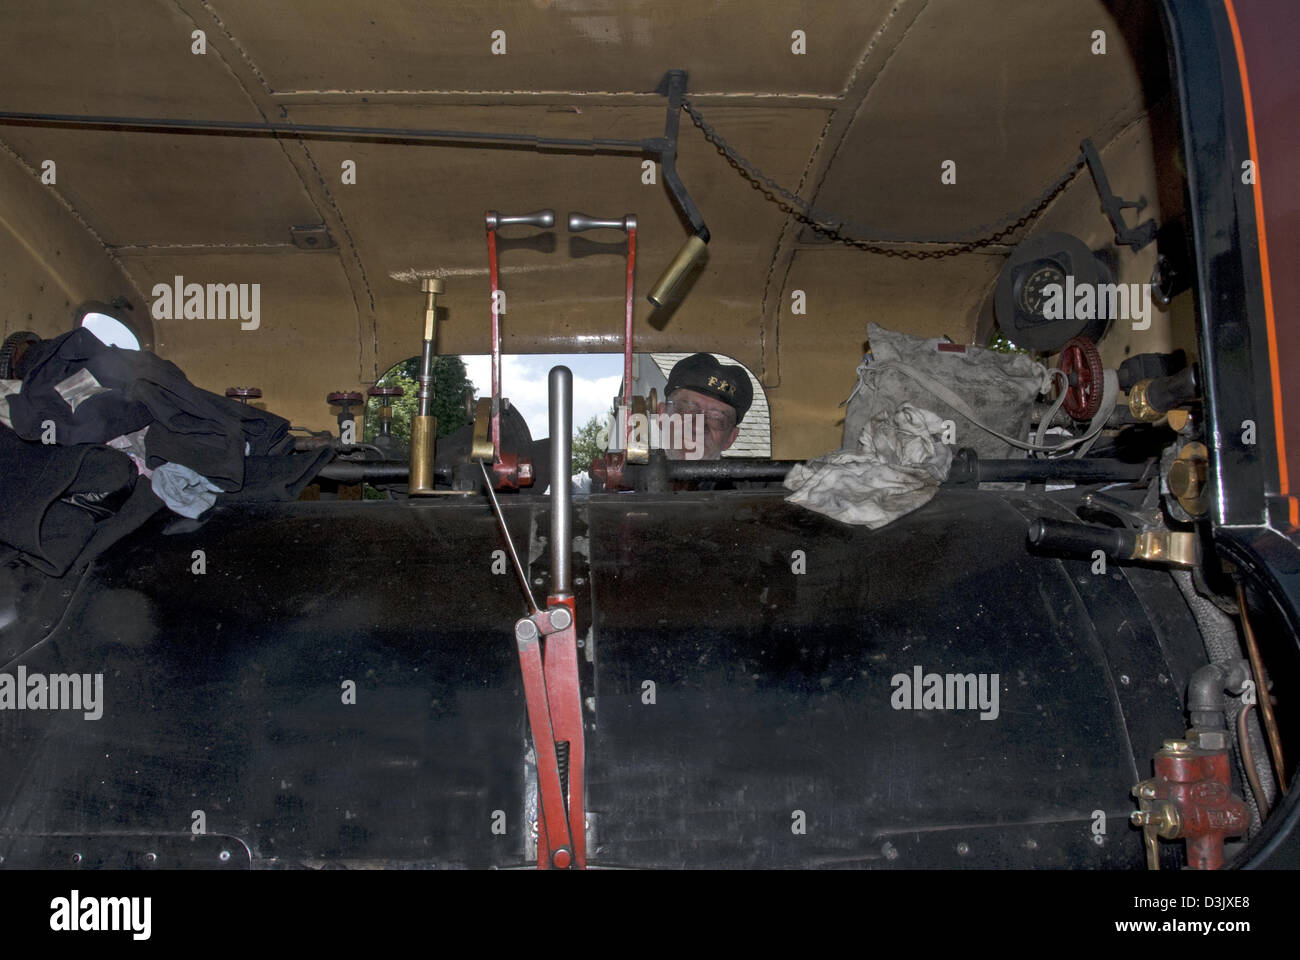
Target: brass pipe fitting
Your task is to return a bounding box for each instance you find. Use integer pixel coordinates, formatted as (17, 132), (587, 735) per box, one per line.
(1128, 379), (1162, 422)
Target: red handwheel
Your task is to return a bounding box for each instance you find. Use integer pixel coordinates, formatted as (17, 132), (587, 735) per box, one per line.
(1057, 336), (1104, 421)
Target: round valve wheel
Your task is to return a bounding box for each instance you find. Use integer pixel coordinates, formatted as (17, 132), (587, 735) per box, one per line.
(1057, 336), (1105, 421)
(367, 386), (403, 399)
(225, 387), (262, 400)
(327, 391), (364, 406)
(0, 330), (40, 379)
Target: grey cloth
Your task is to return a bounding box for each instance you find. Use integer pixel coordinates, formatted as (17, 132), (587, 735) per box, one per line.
(785, 403), (952, 528)
(150, 461), (223, 518)
(106, 426), (153, 477)
(0, 378), (22, 429)
(843, 323), (1048, 460)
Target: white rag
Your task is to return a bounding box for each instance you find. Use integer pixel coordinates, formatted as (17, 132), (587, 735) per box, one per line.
(784, 403), (953, 528)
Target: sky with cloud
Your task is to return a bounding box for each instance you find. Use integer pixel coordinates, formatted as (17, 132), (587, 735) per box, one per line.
(459, 353), (623, 439)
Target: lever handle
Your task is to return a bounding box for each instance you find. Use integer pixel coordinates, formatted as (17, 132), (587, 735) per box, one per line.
(486, 209), (555, 230)
(567, 212), (636, 233)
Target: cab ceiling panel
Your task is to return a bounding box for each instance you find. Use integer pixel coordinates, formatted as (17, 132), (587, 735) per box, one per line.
(0, 129), (322, 247)
(0, 0), (251, 116)
(0, 0), (321, 246)
(288, 103), (829, 369)
(804, 0), (1165, 242)
(206, 0), (894, 96)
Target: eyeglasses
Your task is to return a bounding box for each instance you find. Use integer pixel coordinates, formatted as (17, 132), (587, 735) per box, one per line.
(665, 399), (734, 433)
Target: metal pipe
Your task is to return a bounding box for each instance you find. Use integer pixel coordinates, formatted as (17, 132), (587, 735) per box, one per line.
(1237, 584), (1289, 796)
(0, 109), (651, 153)
(666, 459), (795, 480)
(1239, 704), (1272, 818)
(1186, 659), (1251, 730)
(1027, 518), (1136, 559)
(947, 450), (1149, 484)
(481, 461), (539, 615)
(417, 279), (441, 418)
(1173, 570), (1273, 834)
(549, 366), (573, 599)
(624, 224), (636, 411)
(487, 223), (502, 462)
(318, 462), (432, 482)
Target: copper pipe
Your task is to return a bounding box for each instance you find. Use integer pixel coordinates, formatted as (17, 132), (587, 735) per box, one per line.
(1238, 703), (1272, 819)
(1237, 584), (1288, 796)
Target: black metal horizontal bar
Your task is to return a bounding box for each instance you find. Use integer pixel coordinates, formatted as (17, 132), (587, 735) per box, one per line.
(0, 110), (653, 154)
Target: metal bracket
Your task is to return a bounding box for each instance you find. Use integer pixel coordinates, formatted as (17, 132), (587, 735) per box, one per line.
(1080, 139), (1157, 251)
(655, 71), (709, 242)
(647, 71), (712, 308)
(471, 397), (494, 462)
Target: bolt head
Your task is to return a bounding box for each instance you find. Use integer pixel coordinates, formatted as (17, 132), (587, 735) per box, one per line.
(515, 619), (539, 644)
(548, 607), (572, 631)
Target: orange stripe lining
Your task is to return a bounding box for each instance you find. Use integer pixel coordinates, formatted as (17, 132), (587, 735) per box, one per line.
(1224, 0), (1296, 528)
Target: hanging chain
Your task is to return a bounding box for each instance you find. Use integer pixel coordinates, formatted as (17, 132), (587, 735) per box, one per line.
(681, 98), (1085, 259)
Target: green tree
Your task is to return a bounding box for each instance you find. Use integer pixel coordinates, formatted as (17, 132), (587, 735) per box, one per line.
(988, 329), (1028, 355)
(364, 355), (475, 446)
(572, 413), (608, 474)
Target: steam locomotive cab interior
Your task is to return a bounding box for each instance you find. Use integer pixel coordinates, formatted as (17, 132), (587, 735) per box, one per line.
(0, 0), (1296, 872)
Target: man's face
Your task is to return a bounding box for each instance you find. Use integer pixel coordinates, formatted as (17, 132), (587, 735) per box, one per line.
(658, 388), (739, 460)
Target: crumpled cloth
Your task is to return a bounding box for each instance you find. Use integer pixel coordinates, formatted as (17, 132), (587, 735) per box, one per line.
(106, 426), (153, 478)
(0, 424), (162, 575)
(7, 328), (318, 492)
(150, 461), (223, 519)
(844, 323), (1048, 461)
(785, 403), (953, 528)
(0, 378), (22, 429)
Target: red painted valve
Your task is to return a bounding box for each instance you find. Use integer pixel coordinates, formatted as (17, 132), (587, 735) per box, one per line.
(327, 391), (364, 438)
(1131, 739), (1248, 870)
